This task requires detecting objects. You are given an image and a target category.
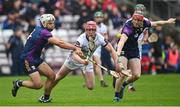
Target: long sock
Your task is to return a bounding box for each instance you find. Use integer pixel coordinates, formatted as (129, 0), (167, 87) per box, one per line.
(122, 81), (128, 87)
(113, 77), (116, 88)
(17, 80), (23, 87)
(115, 92), (120, 98)
(44, 94), (50, 100)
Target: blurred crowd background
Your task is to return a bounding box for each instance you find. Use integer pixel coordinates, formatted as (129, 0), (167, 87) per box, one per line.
(0, 0), (180, 76)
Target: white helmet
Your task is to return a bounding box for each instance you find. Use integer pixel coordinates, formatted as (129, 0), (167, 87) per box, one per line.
(40, 14), (55, 28)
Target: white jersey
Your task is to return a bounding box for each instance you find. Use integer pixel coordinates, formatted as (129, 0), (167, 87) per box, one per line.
(64, 32), (108, 72)
(93, 23), (108, 56)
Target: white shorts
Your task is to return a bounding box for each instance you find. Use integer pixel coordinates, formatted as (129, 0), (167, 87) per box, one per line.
(64, 56), (93, 72)
(93, 46), (101, 57)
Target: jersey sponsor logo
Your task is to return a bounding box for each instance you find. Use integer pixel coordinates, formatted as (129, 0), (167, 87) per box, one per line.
(31, 66), (36, 70)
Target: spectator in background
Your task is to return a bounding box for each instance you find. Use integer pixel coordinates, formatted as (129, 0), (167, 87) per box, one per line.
(23, 3), (38, 21)
(53, 9), (62, 29)
(55, 0), (71, 15)
(35, 7), (46, 26)
(27, 18), (36, 34)
(118, 3), (131, 24)
(68, 0), (87, 15)
(2, 11), (21, 31)
(38, 0), (53, 14)
(6, 28), (24, 75)
(109, 7), (122, 29)
(164, 43), (179, 73)
(12, 0), (23, 12)
(77, 8), (90, 30)
(175, 13), (180, 27)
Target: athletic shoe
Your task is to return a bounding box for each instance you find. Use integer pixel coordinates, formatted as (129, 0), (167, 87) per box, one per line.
(12, 80), (22, 97)
(119, 86), (125, 99)
(128, 85), (136, 92)
(113, 97), (121, 102)
(100, 81), (108, 87)
(38, 95), (52, 103)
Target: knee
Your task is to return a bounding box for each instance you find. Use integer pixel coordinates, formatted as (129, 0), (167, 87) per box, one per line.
(133, 74), (141, 80)
(48, 73), (56, 81)
(33, 82), (43, 89)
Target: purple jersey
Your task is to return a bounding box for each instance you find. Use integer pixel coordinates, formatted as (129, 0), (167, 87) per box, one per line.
(121, 18), (151, 52)
(20, 26), (52, 64)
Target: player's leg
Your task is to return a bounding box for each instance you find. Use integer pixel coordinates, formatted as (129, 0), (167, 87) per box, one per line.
(113, 56), (128, 102)
(55, 64), (72, 85)
(84, 71), (95, 90)
(38, 62), (56, 103)
(123, 58), (141, 86)
(93, 55), (108, 87)
(38, 61), (72, 103)
(12, 60), (43, 97)
(12, 72), (42, 97)
(82, 64), (95, 90)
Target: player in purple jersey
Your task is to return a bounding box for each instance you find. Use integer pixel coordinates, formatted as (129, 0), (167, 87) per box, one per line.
(11, 14), (83, 103)
(113, 4), (176, 102)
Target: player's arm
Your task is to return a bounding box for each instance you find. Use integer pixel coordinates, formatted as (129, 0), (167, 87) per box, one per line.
(140, 29), (149, 44)
(151, 18), (176, 27)
(104, 43), (118, 63)
(104, 43), (123, 72)
(116, 33), (128, 56)
(48, 36), (83, 56)
(72, 52), (88, 65)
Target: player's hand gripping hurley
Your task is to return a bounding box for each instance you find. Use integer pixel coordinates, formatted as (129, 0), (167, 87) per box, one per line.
(85, 56), (132, 78)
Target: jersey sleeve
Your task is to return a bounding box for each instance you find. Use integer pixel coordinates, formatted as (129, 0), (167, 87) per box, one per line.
(41, 29), (53, 40)
(75, 35), (83, 48)
(121, 24), (133, 37)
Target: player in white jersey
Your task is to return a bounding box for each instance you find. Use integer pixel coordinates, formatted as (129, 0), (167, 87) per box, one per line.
(93, 11), (109, 87)
(40, 21), (124, 102)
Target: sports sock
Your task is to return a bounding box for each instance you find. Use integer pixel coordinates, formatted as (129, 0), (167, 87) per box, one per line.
(122, 81), (128, 87)
(17, 80), (23, 87)
(44, 94), (50, 100)
(115, 92), (120, 98)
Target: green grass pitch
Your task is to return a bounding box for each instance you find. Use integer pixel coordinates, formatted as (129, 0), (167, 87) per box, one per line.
(0, 74), (180, 106)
